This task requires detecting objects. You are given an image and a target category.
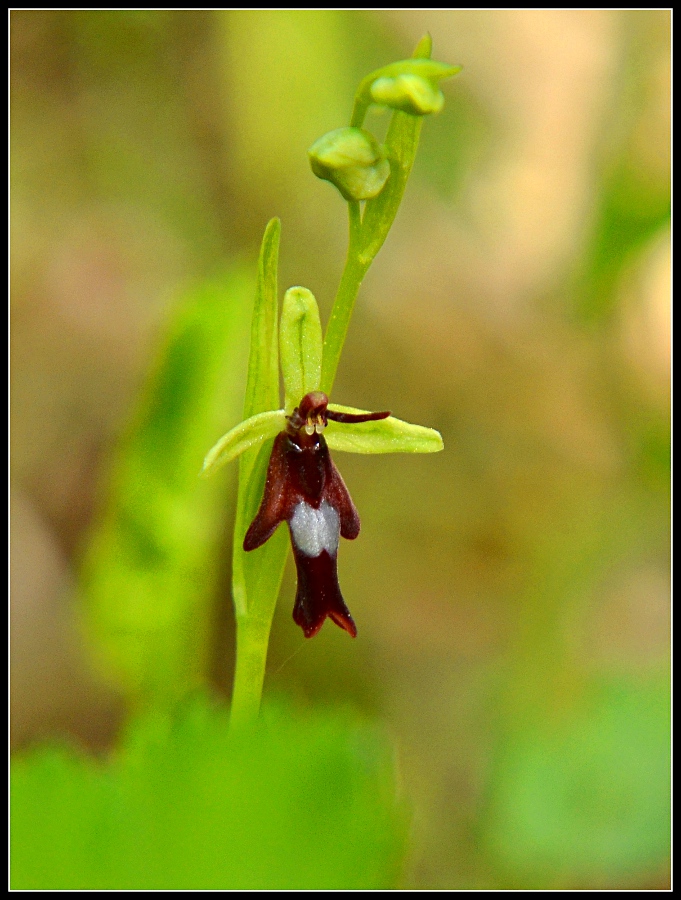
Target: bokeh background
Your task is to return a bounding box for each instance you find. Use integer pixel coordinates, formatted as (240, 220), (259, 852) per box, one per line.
(11, 10), (670, 890)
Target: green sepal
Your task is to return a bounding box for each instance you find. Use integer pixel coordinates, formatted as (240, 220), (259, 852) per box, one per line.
(325, 404), (444, 454)
(243, 218), (281, 419)
(201, 409), (286, 476)
(280, 286), (323, 412)
(368, 58), (461, 84)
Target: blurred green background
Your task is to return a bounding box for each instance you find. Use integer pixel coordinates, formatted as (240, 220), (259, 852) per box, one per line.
(11, 10), (670, 890)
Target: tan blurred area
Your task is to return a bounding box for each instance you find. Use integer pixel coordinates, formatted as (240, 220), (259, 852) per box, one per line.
(11, 10), (670, 889)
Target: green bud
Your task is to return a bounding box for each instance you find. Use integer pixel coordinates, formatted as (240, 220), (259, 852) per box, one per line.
(280, 286), (323, 412)
(370, 73), (444, 116)
(350, 57), (461, 124)
(308, 127), (390, 202)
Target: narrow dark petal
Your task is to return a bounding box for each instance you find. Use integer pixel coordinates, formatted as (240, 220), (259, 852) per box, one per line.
(291, 547), (357, 638)
(243, 433), (296, 550)
(325, 409), (391, 424)
(325, 456), (360, 540)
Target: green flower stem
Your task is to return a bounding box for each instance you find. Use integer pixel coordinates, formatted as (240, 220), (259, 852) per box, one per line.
(348, 199), (362, 247)
(225, 37), (456, 727)
(321, 113), (424, 395)
(321, 39), (434, 395)
(320, 238), (370, 395)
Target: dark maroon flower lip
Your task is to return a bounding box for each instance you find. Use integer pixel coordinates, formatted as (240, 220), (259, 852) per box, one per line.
(243, 391), (389, 638)
(292, 549), (357, 639)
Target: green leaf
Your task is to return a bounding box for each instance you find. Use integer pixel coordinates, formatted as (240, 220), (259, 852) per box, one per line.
(11, 695), (409, 890)
(201, 409), (286, 476)
(279, 286), (323, 412)
(325, 404), (443, 454)
(79, 268), (253, 705)
(243, 218), (281, 419)
(232, 219), (288, 628)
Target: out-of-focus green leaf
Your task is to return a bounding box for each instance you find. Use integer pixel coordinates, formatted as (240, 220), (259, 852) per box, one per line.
(575, 161), (670, 324)
(483, 675), (671, 887)
(201, 409), (286, 476)
(326, 404), (443, 454)
(10, 695), (409, 890)
(279, 286), (323, 412)
(79, 267), (253, 706)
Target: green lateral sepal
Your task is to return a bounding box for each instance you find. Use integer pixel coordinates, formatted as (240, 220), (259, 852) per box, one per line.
(325, 404), (444, 454)
(201, 409), (287, 476)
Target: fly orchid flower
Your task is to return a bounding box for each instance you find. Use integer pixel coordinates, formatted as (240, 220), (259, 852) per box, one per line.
(202, 285), (443, 639)
(243, 390), (389, 638)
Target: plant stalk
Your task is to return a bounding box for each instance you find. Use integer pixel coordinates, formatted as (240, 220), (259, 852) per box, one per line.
(321, 233), (370, 395)
(230, 614), (275, 728)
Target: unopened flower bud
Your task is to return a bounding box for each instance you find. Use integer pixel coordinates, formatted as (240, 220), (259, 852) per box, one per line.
(370, 73), (444, 116)
(308, 127), (390, 202)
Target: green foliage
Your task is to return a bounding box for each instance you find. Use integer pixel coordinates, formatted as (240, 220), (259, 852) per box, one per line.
(11, 695), (409, 890)
(483, 676), (670, 886)
(241, 218), (281, 420)
(79, 268), (253, 705)
(229, 220), (290, 725)
(575, 158), (670, 325)
(231, 220), (287, 622)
